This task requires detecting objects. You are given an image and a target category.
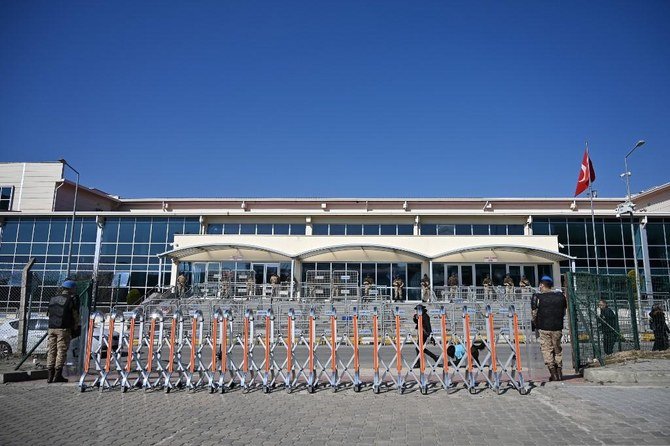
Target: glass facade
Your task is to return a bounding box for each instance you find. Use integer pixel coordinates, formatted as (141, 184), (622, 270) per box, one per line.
(207, 223), (306, 235)
(312, 224), (414, 236)
(421, 223), (524, 236)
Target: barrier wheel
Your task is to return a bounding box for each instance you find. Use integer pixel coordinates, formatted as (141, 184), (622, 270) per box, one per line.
(79, 385), (86, 393)
(519, 387), (528, 396)
(421, 387), (428, 395)
(285, 385), (292, 394)
(209, 387), (215, 394)
(373, 386), (380, 394)
(264, 386), (270, 394)
(221, 387), (226, 394)
(122, 386), (128, 393)
(354, 384), (361, 393)
(469, 387), (477, 395)
(308, 385), (315, 394)
(165, 387), (171, 394)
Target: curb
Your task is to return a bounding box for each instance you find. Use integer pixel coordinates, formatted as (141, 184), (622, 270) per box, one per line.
(0, 369), (49, 384)
(583, 367), (670, 385)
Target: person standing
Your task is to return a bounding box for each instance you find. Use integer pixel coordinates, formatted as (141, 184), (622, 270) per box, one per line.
(504, 274), (514, 298)
(519, 275), (531, 298)
(597, 299), (619, 355)
(420, 274), (431, 302)
(270, 272), (280, 297)
(531, 276), (567, 381)
(447, 273), (459, 301)
(482, 274), (493, 299)
(46, 280), (80, 383)
(363, 275), (374, 297)
(392, 276), (404, 301)
(176, 272), (187, 297)
(246, 274), (256, 298)
(650, 304), (669, 351)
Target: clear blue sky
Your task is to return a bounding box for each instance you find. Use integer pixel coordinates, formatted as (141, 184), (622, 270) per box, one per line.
(1, 1), (668, 199)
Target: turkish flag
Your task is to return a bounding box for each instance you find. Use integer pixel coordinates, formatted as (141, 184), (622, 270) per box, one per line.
(574, 149), (596, 196)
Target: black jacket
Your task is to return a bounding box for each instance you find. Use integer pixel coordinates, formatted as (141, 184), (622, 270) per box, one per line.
(531, 291), (566, 331)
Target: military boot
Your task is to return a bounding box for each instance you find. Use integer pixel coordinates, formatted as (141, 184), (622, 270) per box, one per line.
(556, 367), (563, 381)
(47, 368), (55, 383)
(548, 365), (558, 382)
(53, 368), (68, 383)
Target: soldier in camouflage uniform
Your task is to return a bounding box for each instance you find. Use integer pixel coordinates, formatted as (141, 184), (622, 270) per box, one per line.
(46, 280), (80, 383)
(531, 276), (567, 381)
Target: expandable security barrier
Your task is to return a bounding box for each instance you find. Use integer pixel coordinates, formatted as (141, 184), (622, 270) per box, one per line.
(78, 303), (529, 395)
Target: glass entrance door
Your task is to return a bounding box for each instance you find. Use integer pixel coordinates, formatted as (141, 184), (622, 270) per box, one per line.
(252, 263), (280, 284)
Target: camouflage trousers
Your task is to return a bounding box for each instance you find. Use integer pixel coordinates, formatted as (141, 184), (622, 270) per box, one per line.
(538, 329), (563, 367)
(46, 329), (71, 369)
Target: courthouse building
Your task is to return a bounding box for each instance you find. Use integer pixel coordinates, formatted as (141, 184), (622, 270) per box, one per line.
(0, 161), (669, 307)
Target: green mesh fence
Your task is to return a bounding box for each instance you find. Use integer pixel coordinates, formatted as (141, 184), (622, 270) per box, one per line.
(567, 272), (640, 371)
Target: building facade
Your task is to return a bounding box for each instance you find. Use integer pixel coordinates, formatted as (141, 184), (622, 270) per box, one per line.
(1, 162), (669, 311)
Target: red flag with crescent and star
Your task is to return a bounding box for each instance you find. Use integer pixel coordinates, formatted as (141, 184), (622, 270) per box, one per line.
(574, 148), (596, 196)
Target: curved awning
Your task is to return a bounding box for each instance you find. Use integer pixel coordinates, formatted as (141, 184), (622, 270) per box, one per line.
(296, 244), (429, 262)
(158, 243), (293, 262)
(431, 244), (574, 263)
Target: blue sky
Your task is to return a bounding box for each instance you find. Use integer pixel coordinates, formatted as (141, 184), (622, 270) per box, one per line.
(1, 1), (668, 199)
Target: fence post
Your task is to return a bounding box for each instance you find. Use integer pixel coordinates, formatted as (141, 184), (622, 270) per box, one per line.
(566, 272), (581, 373)
(627, 278), (641, 350)
(17, 258), (36, 356)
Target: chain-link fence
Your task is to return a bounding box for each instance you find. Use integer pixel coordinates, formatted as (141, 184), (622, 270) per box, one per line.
(566, 272), (642, 371)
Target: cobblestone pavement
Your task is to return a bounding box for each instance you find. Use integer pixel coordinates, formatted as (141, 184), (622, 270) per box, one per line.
(0, 381), (668, 445)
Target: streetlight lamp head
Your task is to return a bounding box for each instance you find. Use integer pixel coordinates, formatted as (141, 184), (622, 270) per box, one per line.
(635, 140), (645, 148)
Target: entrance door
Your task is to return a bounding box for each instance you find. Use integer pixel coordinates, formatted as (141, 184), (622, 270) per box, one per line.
(508, 265), (522, 286)
(252, 263), (280, 284)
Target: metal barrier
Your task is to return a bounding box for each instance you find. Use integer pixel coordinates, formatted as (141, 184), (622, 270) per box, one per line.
(78, 303), (530, 395)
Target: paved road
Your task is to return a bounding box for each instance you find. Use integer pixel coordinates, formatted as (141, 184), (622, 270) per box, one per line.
(0, 380), (668, 445)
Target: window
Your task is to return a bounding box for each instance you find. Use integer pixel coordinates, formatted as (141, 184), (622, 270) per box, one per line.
(313, 224), (329, 235)
(437, 224), (455, 236)
(290, 224), (306, 235)
(472, 224), (489, 235)
(274, 224), (289, 235)
(207, 224), (223, 234)
(256, 224), (272, 235)
(380, 225), (396, 235)
(363, 224), (379, 235)
(0, 186), (13, 211)
(420, 224), (437, 235)
(397, 224), (413, 235)
(330, 224), (345, 235)
(346, 224), (362, 235)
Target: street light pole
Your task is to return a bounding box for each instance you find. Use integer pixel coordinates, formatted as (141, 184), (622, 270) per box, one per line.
(59, 159), (80, 280)
(620, 140), (645, 326)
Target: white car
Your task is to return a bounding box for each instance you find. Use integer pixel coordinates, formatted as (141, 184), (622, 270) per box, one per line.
(0, 317), (119, 359)
(0, 317), (50, 357)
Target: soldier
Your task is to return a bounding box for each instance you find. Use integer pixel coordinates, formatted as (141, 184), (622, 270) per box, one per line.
(482, 274), (493, 299)
(531, 276), (567, 381)
(392, 276), (404, 302)
(420, 273), (431, 302)
(363, 275), (374, 297)
(246, 274), (256, 298)
(176, 272), (187, 297)
(447, 273), (459, 301)
(46, 280), (80, 383)
(504, 274), (514, 298)
(270, 272), (280, 297)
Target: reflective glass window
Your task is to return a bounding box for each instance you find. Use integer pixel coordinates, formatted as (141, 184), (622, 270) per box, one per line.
(437, 224), (454, 235)
(568, 222), (587, 244)
(207, 224), (223, 234)
(290, 224), (306, 235)
(118, 220), (135, 243)
(17, 220), (34, 242)
(223, 224), (240, 235)
(151, 221), (168, 242)
(507, 225), (524, 235)
(363, 224), (379, 235)
(456, 225), (472, 235)
(489, 224), (506, 235)
(604, 222), (623, 245)
(420, 224), (437, 235)
(1, 220), (19, 243)
(33, 220), (50, 242)
(102, 219), (119, 243)
(81, 220), (97, 242)
(346, 224), (362, 235)
(312, 224), (328, 235)
(533, 222), (549, 235)
(134, 220), (151, 243)
(646, 223), (666, 245)
(184, 220), (200, 234)
(330, 224), (345, 235)
(274, 224), (289, 235)
(473, 225), (489, 235)
(380, 225), (396, 235)
(397, 224), (413, 235)
(240, 224), (255, 234)
(257, 224), (273, 234)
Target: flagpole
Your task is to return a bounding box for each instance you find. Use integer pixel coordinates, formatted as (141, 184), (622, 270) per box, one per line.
(586, 142), (600, 274)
